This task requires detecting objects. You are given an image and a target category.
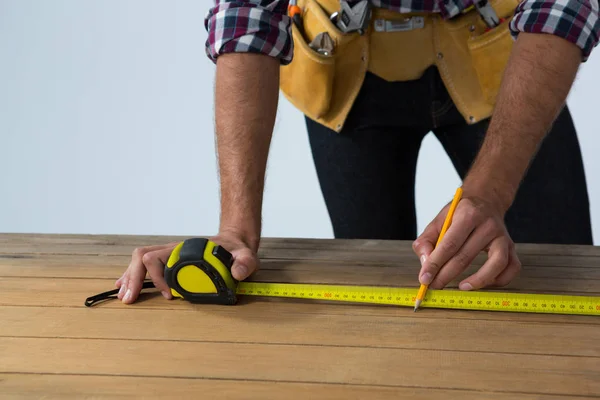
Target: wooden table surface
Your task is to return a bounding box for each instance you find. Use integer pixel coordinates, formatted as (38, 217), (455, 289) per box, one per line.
(1, 233), (600, 399)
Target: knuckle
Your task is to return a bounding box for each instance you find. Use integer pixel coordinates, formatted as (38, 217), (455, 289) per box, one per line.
(514, 258), (522, 272)
(132, 247), (146, 259)
(507, 259), (522, 281)
(440, 238), (459, 254)
(470, 276), (487, 289)
(150, 276), (167, 289)
(497, 250), (510, 268)
(412, 240), (420, 252)
(494, 276), (510, 287)
(429, 280), (444, 290)
(461, 206), (478, 223)
(426, 260), (441, 273)
(494, 272), (514, 287)
(465, 207), (478, 221)
(454, 251), (472, 268)
(509, 242), (519, 257)
(141, 251), (155, 265)
(482, 218), (497, 236)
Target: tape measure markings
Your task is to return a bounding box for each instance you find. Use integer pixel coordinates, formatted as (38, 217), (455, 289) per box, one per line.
(237, 282), (600, 316)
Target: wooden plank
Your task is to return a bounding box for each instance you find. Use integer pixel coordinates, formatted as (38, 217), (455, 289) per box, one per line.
(2, 306), (599, 357)
(1, 233), (599, 257)
(2, 277), (599, 325)
(1, 256), (599, 296)
(1, 234), (599, 267)
(1, 338), (599, 396)
(2, 254), (600, 280)
(1, 233), (600, 398)
(1, 374), (583, 400)
(0, 245), (597, 269)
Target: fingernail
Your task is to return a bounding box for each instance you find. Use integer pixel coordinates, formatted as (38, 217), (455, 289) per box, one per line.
(420, 272), (432, 285)
(235, 265), (248, 278)
(460, 282), (473, 291)
(124, 289), (132, 302)
(420, 255), (427, 265)
(118, 284), (126, 297)
(161, 291), (170, 299)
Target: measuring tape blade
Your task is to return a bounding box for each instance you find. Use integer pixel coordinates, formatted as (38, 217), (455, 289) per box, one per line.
(237, 282), (600, 316)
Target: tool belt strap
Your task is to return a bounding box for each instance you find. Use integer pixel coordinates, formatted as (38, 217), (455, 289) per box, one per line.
(279, 0), (520, 132)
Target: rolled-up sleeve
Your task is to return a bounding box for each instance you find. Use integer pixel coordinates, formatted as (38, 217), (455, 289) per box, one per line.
(204, 1), (293, 64)
(509, 0), (600, 60)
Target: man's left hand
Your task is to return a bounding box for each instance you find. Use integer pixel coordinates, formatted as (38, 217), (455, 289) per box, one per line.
(412, 191), (521, 290)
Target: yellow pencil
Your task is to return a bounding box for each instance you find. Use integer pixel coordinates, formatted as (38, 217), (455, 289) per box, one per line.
(414, 187), (463, 311)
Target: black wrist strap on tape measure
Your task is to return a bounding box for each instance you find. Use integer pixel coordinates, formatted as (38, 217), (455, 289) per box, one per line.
(84, 281), (156, 307)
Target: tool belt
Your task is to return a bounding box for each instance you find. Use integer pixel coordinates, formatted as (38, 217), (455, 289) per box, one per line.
(279, 0), (519, 132)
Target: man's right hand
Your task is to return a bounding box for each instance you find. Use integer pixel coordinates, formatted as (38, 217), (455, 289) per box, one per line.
(115, 231), (260, 304)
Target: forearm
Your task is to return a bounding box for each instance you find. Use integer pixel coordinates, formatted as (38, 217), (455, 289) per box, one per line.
(463, 33), (581, 211)
(214, 53), (280, 249)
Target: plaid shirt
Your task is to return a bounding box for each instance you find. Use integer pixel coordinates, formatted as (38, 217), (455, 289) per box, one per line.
(204, 0), (599, 64)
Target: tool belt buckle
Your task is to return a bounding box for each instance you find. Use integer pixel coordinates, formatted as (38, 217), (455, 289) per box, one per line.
(373, 16), (425, 33)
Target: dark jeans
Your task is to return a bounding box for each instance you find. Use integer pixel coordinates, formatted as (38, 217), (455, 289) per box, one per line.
(306, 66), (593, 245)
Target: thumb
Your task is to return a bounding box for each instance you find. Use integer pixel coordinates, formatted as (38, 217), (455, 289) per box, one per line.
(230, 247), (259, 281)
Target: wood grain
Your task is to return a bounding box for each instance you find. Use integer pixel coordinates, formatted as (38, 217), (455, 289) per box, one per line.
(2, 306), (599, 357)
(1, 254), (599, 296)
(2, 337), (600, 396)
(2, 276), (599, 326)
(1, 374), (585, 400)
(1, 233), (599, 256)
(1, 233), (599, 267)
(3, 253), (600, 279)
(1, 233), (600, 398)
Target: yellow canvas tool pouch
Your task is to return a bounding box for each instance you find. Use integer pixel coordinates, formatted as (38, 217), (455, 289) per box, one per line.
(434, 0), (520, 124)
(280, 0), (520, 130)
(279, 0), (369, 132)
(279, 1), (335, 120)
(366, 9), (436, 83)
(466, 17), (515, 105)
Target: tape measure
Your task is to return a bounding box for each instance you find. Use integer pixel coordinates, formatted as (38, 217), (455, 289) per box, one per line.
(85, 238), (600, 316)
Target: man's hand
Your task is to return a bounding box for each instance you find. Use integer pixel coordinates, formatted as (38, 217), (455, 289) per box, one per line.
(413, 191), (521, 291)
(115, 52), (279, 304)
(412, 33), (581, 290)
(115, 231), (259, 304)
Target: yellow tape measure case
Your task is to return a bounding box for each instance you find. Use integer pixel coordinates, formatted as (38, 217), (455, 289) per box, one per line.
(164, 238), (239, 305)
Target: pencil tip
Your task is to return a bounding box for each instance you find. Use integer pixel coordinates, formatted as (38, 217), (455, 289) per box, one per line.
(413, 299), (422, 312)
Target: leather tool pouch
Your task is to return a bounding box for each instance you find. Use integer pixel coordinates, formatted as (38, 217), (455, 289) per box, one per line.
(466, 14), (515, 106)
(279, 0), (369, 132)
(281, 0), (519, 130)
(433, 0), (519, 124)
(280, 5), (335, 120)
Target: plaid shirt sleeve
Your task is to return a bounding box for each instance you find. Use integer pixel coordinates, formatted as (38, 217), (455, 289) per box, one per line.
(204, 1), (293, 65)
(509, 0), (600, 61)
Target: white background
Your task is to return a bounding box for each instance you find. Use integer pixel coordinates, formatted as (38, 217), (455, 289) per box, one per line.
(1, 0), (598, 244)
